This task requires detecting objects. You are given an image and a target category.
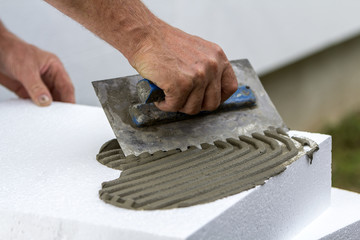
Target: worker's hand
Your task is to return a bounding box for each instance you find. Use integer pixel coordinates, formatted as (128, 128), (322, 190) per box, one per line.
(0, 28), (75, 106)
(43, 0), (236, 113)
(129, 23), (238, 115)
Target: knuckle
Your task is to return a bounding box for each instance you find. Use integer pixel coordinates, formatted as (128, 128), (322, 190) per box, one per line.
(213, 44), (225, 56)
(51, 54), (62, 64)
(48, 57), (63, 70)
(163, 82), (176, 95)
(194, 67), (206, 79)
(57, 79), (75, 94)
(207, 58), (218, 72)
(180, 79), (193, 92)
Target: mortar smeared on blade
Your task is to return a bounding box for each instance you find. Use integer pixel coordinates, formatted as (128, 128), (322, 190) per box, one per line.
(92, 59), (286, 156)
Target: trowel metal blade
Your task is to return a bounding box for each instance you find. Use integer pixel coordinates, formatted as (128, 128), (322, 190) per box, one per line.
(92, 59), (286, 156)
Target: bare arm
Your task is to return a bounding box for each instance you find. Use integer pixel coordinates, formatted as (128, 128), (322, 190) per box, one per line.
(45, 0), (237, 114)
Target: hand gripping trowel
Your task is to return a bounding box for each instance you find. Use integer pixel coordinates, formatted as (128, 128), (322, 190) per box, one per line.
(92, 59), (286, 157)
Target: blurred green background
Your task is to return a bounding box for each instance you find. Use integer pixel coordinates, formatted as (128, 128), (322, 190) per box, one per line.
(324, 112), (360, 193)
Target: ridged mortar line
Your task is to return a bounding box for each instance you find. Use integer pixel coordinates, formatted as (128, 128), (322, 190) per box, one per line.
(121, 147), (202, 176)
(276, 127), (289, 136)
(120, 149), (181, 170)
(198, 144), (275, 180)
(107, 160), (129, 170)
(291, 136), (311, 146)
(118, 145), (217, 180)
(100, 144), (232, 196)
(135, 144), (280, 209)
(238, 135), (266, 150)
(96, 129), (312, 210)
(108, 140), (253, 200)
(143, 140), (298, 210)
(126, 143), (273, 208)
(264, 129), (296, 151)
(175, 164), (287, 209)
(96, 149), (122, 160)
(99, 146), (220, 194)
(252, 132), (279, 150)
(102, 139), (251, 196)
(97, 153), (125, 165)
(201, 137), (281, 176)
(136, 134), (296, 209)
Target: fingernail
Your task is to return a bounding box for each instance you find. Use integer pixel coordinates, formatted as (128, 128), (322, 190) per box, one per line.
(38, 94), (51, 106)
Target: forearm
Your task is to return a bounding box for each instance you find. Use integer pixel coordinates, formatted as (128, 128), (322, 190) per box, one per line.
(0, 20), (12, 48)
(44, 0), (164, 61)
(44, 0), (238, 114)
(0, 20), (6, 35)
(0, 20), (22, 52)
(0, 20), (9, 35)
(0, 20), (16, 72)
(0, 20), (7, 62)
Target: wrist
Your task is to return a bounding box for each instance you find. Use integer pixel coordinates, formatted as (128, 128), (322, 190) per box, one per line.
(112, 14), (166, 62)
(125, 17), (171, 66)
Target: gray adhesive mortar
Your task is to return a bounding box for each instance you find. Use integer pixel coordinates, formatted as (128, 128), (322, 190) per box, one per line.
(96, 128), (319, 210)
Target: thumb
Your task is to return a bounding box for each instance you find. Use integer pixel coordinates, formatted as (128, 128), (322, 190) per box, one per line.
(20, 73), (52, 106)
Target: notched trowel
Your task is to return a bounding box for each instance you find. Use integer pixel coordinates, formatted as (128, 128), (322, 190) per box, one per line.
(92, 59), (286, 156)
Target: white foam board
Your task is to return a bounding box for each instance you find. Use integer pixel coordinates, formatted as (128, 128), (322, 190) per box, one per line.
(0, 100), (331, 239)
(294, 188), (360, 240)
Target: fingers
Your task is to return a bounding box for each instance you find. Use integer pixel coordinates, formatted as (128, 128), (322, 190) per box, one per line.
(154, 63), (236, 115)
(0, 35), (74, 106)
(220, 64), (238, 102)
(155, 80), (192, 113)
(201, 64), (221, 111)
(0, 68), (51, 103)
(156, 64), (236, 115)
(179, 86), (206, 115)
(20, 71), (52, 106)
(0, 72), (29, 98)
(0, 61), (75, 106)
(44, 60), (75, 103)
(155, 66), (209, 115)
(176, 67), (207, 114)
(156, 84), (206, 115)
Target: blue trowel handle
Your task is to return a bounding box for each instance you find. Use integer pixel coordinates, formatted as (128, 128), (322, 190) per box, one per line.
(136, 79), (165, 103)
(136, 79), (256, 108)
(221, 85), (256, 110)
(130, 83), (256, 127)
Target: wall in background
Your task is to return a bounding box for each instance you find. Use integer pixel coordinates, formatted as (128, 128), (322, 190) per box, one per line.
(261, 34), (360, 131)
(1, 0), (360, 112)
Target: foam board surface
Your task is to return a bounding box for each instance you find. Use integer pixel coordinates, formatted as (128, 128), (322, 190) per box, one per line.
(294, 188), (360, 240)
(0, 100), (331, 239)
